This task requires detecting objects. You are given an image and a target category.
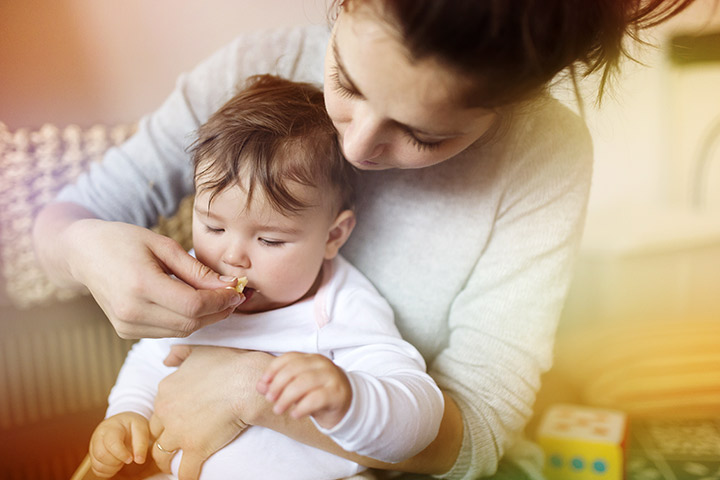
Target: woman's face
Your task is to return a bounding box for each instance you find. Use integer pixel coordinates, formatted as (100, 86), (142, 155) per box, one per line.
(324, 5), (497, 170)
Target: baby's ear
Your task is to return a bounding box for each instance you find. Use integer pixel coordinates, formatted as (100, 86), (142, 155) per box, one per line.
(324, 210), (356, 259)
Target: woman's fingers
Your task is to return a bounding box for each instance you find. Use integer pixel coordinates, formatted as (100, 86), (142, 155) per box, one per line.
(176, 452), (205, 480)
(151, 435), (179, 474)
(107, 297), (240, 339)
(148, 271), (244, 323)
(68, 221), (242, 339)
(148, 413), (164, 439)
(155, 240), (236, 291)
(147, 349), (272, 477)
(163, 344), (194, 367)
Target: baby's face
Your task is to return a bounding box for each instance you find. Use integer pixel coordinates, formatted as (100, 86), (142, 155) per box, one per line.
(192, 181), (336, 313)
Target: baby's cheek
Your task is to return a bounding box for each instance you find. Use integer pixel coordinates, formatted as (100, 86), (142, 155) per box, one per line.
(270, 271), (313, 302)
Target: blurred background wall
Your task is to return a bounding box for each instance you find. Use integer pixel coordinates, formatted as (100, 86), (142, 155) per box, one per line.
(0, 0), (328, 129)
(553, 0), (720, 333)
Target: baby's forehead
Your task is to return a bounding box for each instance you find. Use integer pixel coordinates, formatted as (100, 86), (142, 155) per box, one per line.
(195, 177), (335, 216)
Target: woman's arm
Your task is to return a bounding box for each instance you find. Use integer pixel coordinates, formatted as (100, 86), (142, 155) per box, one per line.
(425, 102), (594, 479)
(106, 338), (177, 419)
(255, 390), (464, 474)
(153, 346), (463, 479)
(32, 202), (242, 338)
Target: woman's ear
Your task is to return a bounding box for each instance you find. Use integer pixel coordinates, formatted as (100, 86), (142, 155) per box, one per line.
(324, 210), (356, 259)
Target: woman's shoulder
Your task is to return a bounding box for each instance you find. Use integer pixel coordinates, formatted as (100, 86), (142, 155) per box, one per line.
(464, 94), (594, 183)
(506, 95), (593, 154)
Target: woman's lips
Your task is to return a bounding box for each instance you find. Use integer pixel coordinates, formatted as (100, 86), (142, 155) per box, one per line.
(359, 160), (379, 167)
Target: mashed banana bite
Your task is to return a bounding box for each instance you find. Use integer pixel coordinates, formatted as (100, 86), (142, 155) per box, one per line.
(234, 276), (248, 294)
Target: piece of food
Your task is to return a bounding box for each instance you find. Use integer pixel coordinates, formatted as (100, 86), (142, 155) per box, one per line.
(234, 276), (248, 294)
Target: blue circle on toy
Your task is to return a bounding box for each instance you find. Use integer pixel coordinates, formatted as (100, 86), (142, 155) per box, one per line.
(571, 457), (584, 470)
(593, 459), (607, 473)
(550, 454), (563, 468)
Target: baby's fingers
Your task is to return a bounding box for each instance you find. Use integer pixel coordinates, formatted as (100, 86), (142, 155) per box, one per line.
(271, 370), (326, 415)
(89, 435), (130, 477)
(261, 353), (328, 401)
(130, 418), (150, 464)
(90, 460), (124, 479)
(286, 388), (331, 419)
(258, 353), (299, 389)
(104, 433), (134, 465)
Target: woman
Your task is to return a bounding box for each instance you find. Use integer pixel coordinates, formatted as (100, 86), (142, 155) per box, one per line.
(33, 1), (694, 479)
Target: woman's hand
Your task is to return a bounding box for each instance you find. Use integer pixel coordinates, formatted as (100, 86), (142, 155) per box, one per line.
(149, 346), (274, 480)
(152, 346), (463, 478)
(33, 202), (244, 338)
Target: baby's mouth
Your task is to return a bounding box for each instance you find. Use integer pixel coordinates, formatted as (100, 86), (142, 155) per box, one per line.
(242, 287), (256, 301)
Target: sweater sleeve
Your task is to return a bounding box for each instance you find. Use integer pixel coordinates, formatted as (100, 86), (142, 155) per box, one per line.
(314, 286), (444, 463)
(431, 105), (593, 479)
(105, 338), (176, 420)
(55, 25), (329, 226)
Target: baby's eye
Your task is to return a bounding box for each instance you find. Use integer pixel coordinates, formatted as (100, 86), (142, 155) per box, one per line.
(205, 225), (224, 234)
(259, 238), (285, 247)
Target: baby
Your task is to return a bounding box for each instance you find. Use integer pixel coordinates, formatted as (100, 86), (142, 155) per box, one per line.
(88, 75), (443, 480)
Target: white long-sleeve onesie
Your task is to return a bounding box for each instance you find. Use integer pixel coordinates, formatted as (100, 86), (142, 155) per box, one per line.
(106, 255), (444, 480)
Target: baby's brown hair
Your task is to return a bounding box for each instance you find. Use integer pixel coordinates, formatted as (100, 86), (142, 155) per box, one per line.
(190, 74), (355, 215)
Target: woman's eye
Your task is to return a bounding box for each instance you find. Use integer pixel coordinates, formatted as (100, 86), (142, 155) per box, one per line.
(403, 130), (442, 152)
(259, 238), (285, 247)
(330, 67), (359, 100)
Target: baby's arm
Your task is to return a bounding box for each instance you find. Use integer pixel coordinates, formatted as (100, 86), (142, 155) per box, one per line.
(276, 283), (443, 464)
(257, 346), (443, 463)
(106, 338), (176, 419)
(327, 289), (444, 463)
(257, 352), (351, 429)
(89, 412), (150, 478)
(322, 348), (444, 463)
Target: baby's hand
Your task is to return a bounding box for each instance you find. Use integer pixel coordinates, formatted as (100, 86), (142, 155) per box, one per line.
(89, 412), (150, 478)
(257, 352), (352, 429)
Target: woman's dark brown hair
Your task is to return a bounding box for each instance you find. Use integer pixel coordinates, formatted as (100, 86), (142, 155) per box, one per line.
(339, 0), (697, 107)
(190, 74), (355, 215)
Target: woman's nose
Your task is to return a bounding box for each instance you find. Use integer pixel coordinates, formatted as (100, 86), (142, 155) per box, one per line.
(341, 107), (385, 163)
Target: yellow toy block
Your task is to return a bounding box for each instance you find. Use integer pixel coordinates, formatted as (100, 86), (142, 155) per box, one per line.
(536, 404), (628, 480)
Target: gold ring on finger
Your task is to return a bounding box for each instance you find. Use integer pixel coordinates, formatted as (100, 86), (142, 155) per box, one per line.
(156, 441), (178, 455)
